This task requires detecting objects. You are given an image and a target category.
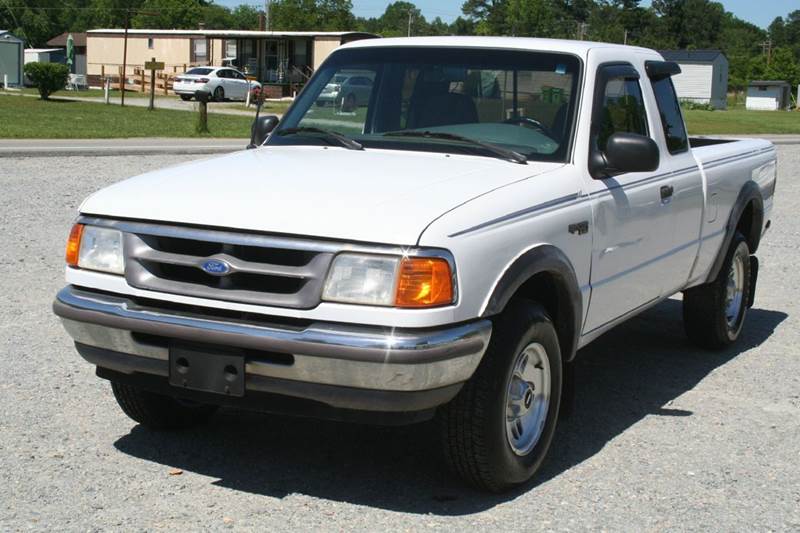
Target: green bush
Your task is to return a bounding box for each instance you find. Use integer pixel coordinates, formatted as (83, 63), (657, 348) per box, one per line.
(23, 62), (69, 100)
(680, 99), (716, 112)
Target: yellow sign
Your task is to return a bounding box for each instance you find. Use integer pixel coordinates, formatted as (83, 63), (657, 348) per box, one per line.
(144, 61), (165, 71)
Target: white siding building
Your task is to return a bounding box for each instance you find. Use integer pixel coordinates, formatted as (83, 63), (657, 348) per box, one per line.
(746, 81), (792, 111)
(659, 50), (728, 109)
(0, 30), (24, 87)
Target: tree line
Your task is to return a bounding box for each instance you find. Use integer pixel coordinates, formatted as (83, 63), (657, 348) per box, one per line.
(2, 0), (798, 90)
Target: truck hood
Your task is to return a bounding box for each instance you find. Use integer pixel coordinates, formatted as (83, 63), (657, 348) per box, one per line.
(80, 146), (560, 245)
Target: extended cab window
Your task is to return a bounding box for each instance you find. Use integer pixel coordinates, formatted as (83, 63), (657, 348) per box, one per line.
(271, 47), (581, 163)
(595, 75), (648, 151)
(651, 76), (688, 153)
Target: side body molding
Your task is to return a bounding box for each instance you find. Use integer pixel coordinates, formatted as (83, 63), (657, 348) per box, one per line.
(481, 245), (583, 362)
(706, 181), (764, 283)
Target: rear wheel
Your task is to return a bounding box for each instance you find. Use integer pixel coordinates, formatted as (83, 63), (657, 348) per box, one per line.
(111, 382), (218, 430)
(683, 232), (751, 349)
(438, 300), (562, 492)
(213, 86), (225, 102)
(179, 94), (192, 101)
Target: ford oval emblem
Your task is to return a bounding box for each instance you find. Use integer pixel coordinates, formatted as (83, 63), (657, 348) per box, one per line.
(200, 259), (232, 276)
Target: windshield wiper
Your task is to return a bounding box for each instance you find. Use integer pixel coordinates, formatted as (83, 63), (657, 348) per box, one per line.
(277, 127), (363, 151)
(382, 130), (527, 164)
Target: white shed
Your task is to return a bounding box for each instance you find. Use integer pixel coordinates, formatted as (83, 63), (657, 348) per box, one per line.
(0, 30), (24, 87)
(659, 50), (728, 109)
(24, 48), (65, 65)
(746, 81), (792, 111)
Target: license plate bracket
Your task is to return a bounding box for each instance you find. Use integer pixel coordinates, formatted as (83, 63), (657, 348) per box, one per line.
(168, 343), (245, 397)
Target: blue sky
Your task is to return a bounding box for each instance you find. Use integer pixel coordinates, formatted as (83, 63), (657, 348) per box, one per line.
(220, 1), (797, 29)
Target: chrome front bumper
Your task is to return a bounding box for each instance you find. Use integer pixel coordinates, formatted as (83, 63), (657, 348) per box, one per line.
(53, 286), (492, 412)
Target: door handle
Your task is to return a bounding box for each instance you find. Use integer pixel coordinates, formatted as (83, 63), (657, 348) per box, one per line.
(660, 185), (674, 201)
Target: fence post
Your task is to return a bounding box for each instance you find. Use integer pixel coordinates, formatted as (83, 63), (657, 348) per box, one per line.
(195, 90), (210, 134)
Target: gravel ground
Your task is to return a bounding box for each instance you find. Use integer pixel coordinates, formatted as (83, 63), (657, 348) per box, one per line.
(1, 148), (798, 531)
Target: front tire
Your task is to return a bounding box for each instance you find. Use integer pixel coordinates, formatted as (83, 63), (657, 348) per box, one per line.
(111, 382), (218, 430)
(438, 301), (562, 492)
(683, 232), (751, 349)
(179, 94), (192, 101)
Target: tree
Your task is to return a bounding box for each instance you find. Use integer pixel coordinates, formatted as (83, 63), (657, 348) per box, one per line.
(270, 0), (354, 31)
(462, 0), (510, 35)
(652, 0), (725, 49)
(504, 0), (568, 37)
(23, 62), (70, 100)
(230, 5), (261, 30)
(132, 0), (205, 29)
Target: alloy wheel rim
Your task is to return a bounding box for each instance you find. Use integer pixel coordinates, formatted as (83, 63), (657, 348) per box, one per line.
(505, 342), (551, 456)
(725, 251), (745, 329)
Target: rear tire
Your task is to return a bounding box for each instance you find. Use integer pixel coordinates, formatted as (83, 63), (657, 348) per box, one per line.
(179, 95), (192, 101)
(438, 300), (562, 492)
(111, 382), (218, 430)
(213, 86), (224, 102)
(683, 232), (751, 349)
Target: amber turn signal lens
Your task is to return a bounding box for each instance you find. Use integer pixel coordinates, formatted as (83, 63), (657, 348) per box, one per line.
(65, 224), (84, 266)
(395, 257), (453, 308)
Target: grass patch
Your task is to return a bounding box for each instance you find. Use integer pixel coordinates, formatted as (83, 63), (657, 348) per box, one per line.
(684, 108), (800, 135)
(0, 94), (253, 138)
(16, 87), (161, 99)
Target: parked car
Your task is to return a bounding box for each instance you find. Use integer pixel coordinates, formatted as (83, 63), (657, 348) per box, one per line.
(54, 37), (777, 492)
(315, 73), (374, 110)
(173, 66), (261, 102)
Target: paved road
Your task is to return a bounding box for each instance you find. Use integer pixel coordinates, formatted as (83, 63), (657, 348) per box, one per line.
(1, 149), (798, 531)
(0, 138), (250, 157)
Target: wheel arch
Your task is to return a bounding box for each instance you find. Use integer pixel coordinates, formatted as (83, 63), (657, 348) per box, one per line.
(707, 181), (764, 283)
(481, 245), (582, 362)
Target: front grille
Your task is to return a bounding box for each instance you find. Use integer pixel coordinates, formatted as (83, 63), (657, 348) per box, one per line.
(123, 226), (335, 309)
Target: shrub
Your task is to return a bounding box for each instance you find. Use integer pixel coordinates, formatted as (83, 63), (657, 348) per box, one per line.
(680, 99), (716, 112)
(23, 62), (69, 100)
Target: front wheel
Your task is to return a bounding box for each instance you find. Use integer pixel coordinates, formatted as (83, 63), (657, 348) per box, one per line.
(179, 94), (192, 101)
(438, 300), (562, 492)
(683, 232), (751, 349)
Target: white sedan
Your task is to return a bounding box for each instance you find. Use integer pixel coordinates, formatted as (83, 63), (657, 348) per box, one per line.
(173, 67), (261, 102)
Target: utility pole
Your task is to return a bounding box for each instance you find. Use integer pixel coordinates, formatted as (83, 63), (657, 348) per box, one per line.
(121, 8), (130, 107)
(407, 10), (414, 37)
(761, 39), (773, 65)
(577, 22), (589, 40)
(624, 29), (628, 45)
(265, 0), (272, 31)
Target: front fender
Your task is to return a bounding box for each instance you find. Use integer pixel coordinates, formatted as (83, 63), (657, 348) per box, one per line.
(481, 244), (582, 362)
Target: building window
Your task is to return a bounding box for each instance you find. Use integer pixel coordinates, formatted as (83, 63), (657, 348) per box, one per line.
(191, 38), (208, 64)
(147, 38), (154, 49)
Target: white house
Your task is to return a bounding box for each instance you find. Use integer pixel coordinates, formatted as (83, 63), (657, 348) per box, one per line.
(659, 49), (728, 109)
(0, 30), (24, 87)
(746, 81), (792, 111)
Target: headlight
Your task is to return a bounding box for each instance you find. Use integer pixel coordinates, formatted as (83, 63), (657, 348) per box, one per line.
(322, 253), (455, 308)
(65, 223), (124, 275)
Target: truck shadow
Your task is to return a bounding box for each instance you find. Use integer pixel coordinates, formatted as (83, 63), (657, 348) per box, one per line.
(113, 299), (786, 515)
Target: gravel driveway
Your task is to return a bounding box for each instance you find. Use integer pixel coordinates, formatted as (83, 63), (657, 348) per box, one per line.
(1, 148), (798, 531)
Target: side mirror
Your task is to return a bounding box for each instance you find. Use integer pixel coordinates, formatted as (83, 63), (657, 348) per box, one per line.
(247, 115), (279, 149)
(590, 132), (660, 179)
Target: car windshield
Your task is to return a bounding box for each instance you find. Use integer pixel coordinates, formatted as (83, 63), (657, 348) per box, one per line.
(187, 68), (214, 75)
(269, 47), (581, 162)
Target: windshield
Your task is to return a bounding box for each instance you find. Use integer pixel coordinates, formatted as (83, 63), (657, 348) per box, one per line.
(187, 67), (214, 75)
(269, 47), (581, 162)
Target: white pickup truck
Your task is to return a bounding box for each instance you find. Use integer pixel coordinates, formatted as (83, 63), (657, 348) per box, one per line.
(54, 37), (777, 491)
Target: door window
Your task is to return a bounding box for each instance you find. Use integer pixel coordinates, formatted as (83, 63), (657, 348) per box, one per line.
(651, 77), (688, 154)
(594, 69), (648, 151)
